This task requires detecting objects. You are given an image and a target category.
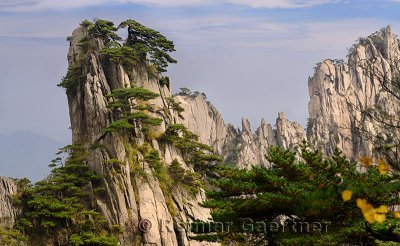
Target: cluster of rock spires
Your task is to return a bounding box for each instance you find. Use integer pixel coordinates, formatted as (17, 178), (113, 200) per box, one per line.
(0, 25), (399, 245)
(175, 95), (306, 169)
(178, 26), (400, 169)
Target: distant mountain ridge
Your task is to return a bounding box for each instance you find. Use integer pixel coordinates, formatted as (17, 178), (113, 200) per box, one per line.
(0, 130), (69, 181)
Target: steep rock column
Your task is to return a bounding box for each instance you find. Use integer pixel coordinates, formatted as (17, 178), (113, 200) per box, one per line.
(275, 112), (306, 150)
(67, 26), (141, 244)
(307, 26), (400, 158)
(0, 177), (19, 228)
(65, 25), (216, 246)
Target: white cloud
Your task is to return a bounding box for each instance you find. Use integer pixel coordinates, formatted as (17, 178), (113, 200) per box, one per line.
(228, 0), (339, 8)
(0, 0), (341, 12)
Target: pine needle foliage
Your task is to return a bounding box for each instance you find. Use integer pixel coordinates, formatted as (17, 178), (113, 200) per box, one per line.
(88, 19), (121, 44)
(57, 64), (84, 95)
(199, 142), (400, 245)
(160, 124), (222, 173)
(60, 18), (176, 95)
(105, 87), (163, 135)
(119, 19), (177, 73)
(13, 145), (120, 245)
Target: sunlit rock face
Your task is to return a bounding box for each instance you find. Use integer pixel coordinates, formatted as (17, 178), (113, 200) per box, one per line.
(179, 26), (400, 168)
(0, 177), (19, 228)
(177, 94), (305, 168)
(65, 26), (217, 245)
(307, 26), (400, 159)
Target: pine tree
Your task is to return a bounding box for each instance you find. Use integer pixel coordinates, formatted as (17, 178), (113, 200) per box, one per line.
(197, 142), (400, 245)
(119, 19), (177, 73)
(11, 145), (120, 245)
(105, 87), (163, 139)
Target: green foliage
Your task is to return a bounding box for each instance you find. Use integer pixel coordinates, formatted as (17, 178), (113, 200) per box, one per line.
(69, 232), (118, 246)
(159, 76), (170, 87)
(107, 87), (159, 104)
(146, 64), (159, 79)
(104, 119), (135, 133)
(160, 124), (198, 143)
(143, 149), (172, 192)
(105, 159), (125, 169)
(119, 19), (177, 73)
(110, 224), (124, 234)
(77, 37), (90, 53)
(14, 145), (120, 244)
(166, 97), (185, 119)
(347, 37), (364, 58)
(80, 19), (93, 28)
(57, 64), (84, 95)
(144, 150), (163, 174)
(168, 159), (185, 182)
(100, 46), (141, 69)
(160, 124), (222, 173)
(86, 18), (177, 77)
(93, 187), (106, 196)
(125, 144), (148, 179)
(63, 18), (177, 97)
(175, 87), (207, 99)
(139, 147), (177, 214)
(0, 227), (28, 245)
(88, 19), (121, 44)
(168, 159), (202, 195)
(128, 111), (163, 126)
(176, 87), (191, 96)
(105, 87), (162, 136)
(199, 142), (400, 245)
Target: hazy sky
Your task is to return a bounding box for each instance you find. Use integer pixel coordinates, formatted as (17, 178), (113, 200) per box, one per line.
(1, 0), (400, 142)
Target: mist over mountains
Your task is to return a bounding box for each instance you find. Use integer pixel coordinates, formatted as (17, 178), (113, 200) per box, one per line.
(0, 131), (70, 181)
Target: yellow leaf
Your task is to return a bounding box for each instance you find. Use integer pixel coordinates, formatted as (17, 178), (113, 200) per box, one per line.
(376, 205), (388, 214)
(378, 159), (389, 175)
(357, 198), (367, 209)
(342, 190), (353, 202)
(393, 211), (400, 219)
(375, 213), (386, 223)
(357, 199), (389, 223)
(363, 207), (376, 224)
(357, 199), (376, 223)
(359, 156), (373, 166)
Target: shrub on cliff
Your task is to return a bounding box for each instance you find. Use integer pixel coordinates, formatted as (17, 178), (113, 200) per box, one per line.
(12, 145), (120, 245)
(105, 87), (163, 137)
(160, 124), (222, 173)
(119, 19), (177, 73)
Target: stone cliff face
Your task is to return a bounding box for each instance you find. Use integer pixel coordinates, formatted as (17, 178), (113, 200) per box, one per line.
(307, 26), (400, 159)
(175, 95), (306, 169)
(65, 26), (216, 246)
(177, 26), (400, 167)
(0, 177), (19, 228)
